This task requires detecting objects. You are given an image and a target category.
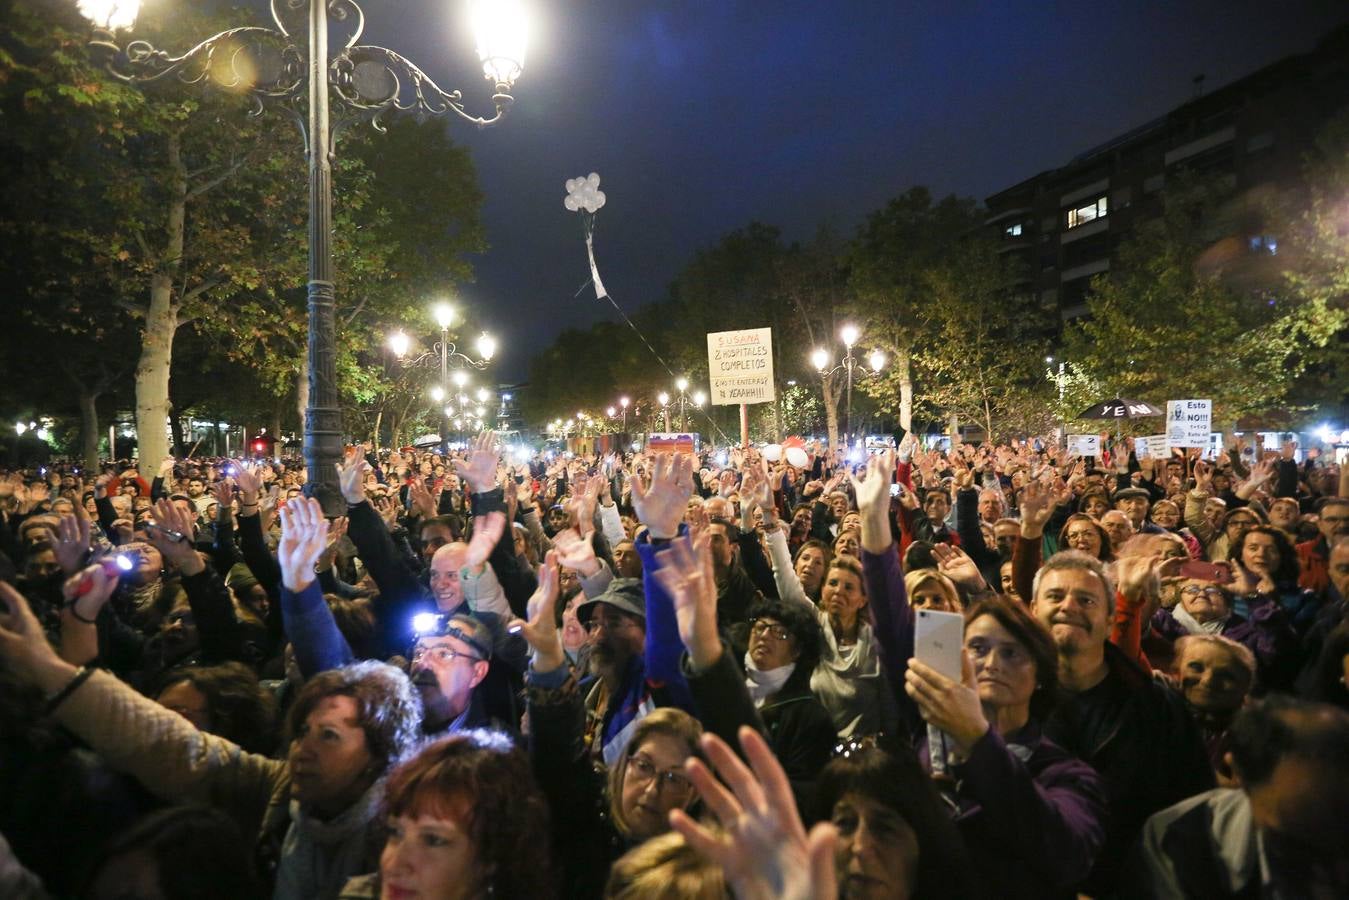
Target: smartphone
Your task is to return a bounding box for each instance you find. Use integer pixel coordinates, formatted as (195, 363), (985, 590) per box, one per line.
(914, 608), (964, 681)
(889, 483), (902, 498)
(1179, 559), (1232, 584)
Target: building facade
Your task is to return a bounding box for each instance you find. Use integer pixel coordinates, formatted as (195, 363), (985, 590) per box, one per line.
(984, 26), (1349, 321)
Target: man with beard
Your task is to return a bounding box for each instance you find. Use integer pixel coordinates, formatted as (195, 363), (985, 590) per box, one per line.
(575, 578), (653, 762)
(1030, 550), (1213, 896)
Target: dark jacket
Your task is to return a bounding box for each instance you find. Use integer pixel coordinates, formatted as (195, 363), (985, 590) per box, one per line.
(682, 644), (835, 811)
(1045, 641), (1215, 897)
(940, 723), (1108, 900)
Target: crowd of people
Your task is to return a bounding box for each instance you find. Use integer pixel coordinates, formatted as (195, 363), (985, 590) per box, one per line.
(0, 430), (1346, 899)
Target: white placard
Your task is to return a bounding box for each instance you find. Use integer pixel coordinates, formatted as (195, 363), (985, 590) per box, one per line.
(1068, 434), (1101, 457)
(1167, 400), (1212, 448)
(707, 328), (775, 405)
(1135, 434), (1169, 459)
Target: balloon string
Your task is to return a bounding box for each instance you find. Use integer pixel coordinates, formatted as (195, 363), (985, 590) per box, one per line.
(579, 221), (733, 445)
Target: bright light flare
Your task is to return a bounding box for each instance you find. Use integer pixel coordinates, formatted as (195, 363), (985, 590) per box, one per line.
(388, 331), (411, 358)
(470, 0), (528, 88)
(840, 324), (860, 347)
(78, 0), (140, 30)
(432, 302), (457, 330)
(810, 348), (830, 372)
(476, 332), (497, 361)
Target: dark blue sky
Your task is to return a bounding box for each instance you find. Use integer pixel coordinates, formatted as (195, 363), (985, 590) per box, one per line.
(258, 1), (1347, 379)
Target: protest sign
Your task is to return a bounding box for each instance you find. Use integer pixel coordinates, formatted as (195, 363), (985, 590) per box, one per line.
(707, 328), (775, 405)
(1166, 400), (1212, 448)
(1068, 434), (1101, 457)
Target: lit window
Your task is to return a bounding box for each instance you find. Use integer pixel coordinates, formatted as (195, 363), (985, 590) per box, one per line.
(1004, 222), (1023, 237)
(1066, 196), (1108, 229)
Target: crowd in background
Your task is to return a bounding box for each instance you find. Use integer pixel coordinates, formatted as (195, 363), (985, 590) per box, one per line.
(1, 430), (1347, 899)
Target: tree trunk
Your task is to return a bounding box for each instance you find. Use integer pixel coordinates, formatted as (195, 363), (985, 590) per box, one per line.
(948, 412), (961, 448)
(167, 401), (187, 456)
(983, 398), (994, 446)
(270, 404), (284, 463)
(79, 391), (101, 471)
(372, 408), (383, 453)
(133, 130), (186, 468)
(896, 346), (914, 433)
(822, 372), (841, 452)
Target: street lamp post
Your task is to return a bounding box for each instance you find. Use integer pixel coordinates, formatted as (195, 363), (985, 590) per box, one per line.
(388, 306), (497, 458)
(619, 396), (629, 433)
(82, 0), (526, 513)
(658, 392), (671, 432)
(812, 325), (886, 451)
(675, 377), (689, 431)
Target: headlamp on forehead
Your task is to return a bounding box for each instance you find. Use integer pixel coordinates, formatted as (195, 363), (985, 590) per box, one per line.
(409, 611), (494, 661)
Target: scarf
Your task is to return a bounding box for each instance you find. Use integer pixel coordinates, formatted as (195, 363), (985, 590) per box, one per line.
(744, 652), (795, 708)
(274, 779), (385, 900)
(1172, 604), (1228, 635)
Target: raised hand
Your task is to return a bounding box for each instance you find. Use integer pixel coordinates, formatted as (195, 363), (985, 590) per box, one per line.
(632, 452), (694, 540)
(53, 514), (92, 576)
(465, 511), (507, 570)
(62, 561), (118, 624)
(1115, 554), (1183, 603)
(277, 497), (330, 593)
(335, 447), (370, 505)
(233, 463), (264, 506)
(316, 515), (349, 572)
(552, 527), (600, 577)
(514, 550), (564, 672)
(453, 431), (500, 494)
(652, 532), (722, 670)
(1192, 459), (1213, 494)
(146, 499), (204, 576)
(850, 451), (894, 554)
(1018, 479), (1054, 539)
(407, 478), (439, 520)
(211, 478), (234, 519)
(930, 542), (987, 593)
(0, 580), (76, 693)
(670, 727), (839, 900)
(905, 653), (989, 753)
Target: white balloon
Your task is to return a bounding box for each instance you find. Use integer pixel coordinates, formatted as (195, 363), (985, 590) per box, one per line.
(564, 195), (580, 211)
(763, 444), (782, 462)
(785, 447), (809, 469)
(592, 191), (606, 209)
(565, 178), (578, 193)
(587, 172), (601, 188)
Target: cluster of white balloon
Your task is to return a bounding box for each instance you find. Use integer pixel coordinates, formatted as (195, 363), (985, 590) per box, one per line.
(564, 172), (607, 213)
(763, 444), (810, 469)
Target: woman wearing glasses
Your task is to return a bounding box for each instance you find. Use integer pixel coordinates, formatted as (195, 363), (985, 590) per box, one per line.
(515, 553), (703, 899)
(1152, 572), (1296, 688)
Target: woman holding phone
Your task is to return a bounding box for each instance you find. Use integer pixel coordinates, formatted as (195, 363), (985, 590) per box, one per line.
(854, 454), (1107, 899)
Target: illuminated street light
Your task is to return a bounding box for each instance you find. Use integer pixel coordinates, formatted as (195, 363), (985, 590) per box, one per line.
(476, 332), (497, 361)
(387, 331), (411, 358)
(453, 370), (470, 388)
(430, 386), (445, 402)
(840, 324), (860, 348)
(433, 302), (457, 330)
(476, 387), (490, 403)
(810, 348), (830, 372)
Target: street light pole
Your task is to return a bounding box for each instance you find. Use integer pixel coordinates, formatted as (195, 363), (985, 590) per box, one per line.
(84, 0), (526, 514)
(438, 323), (450, 456)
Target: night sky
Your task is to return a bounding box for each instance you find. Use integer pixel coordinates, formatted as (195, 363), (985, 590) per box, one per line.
(251, 1), (1347, 380)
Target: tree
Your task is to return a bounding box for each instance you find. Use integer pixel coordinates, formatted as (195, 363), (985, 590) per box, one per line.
(910, 235), (1053, 441)
(849, 188), (983, 432)
(1064, 177), (1344, 425)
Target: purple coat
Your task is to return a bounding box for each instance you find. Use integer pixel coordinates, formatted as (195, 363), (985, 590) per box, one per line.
(1151, 601), (1298, 690)
(862, 546), (1108, 898)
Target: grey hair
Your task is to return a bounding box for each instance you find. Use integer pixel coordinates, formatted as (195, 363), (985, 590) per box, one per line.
(1172, 634), (1256, 686)
(1031, 550), (1116, 617)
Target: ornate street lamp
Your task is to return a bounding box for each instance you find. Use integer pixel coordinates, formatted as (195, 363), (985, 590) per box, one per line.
(82, 0), (526, 513)
(389, 304), (497, 456)
(812, 324), (886, 449)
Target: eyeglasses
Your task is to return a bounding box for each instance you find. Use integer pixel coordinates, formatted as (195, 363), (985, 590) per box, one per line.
(749, 619), (791, 641)
(1180, 586), (1227, 600)
(410, 645), (482, 666)
(1226, 518), (1256, 528)
(626, 753), (693, 796)
(586, 614), (636, 634)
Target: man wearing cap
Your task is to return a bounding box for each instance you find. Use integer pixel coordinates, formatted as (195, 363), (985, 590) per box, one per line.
(408, 612), (495, 734)
(1115, 486), (1165, 535)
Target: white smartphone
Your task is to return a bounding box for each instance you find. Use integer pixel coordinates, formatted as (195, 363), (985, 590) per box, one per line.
(914, 608), (965, 681)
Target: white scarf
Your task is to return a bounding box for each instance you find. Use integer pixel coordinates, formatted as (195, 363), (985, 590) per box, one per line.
(1172, 604), (1229, 635)
(744, 653), (795, 708)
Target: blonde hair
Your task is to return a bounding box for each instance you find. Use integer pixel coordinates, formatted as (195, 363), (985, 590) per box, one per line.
(904, 568), (962, 611)
(604, 830), (726, 899)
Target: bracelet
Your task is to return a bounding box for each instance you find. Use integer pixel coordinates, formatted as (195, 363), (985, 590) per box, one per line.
(45, 665), (94, 715)
(64, 602), (99, 625)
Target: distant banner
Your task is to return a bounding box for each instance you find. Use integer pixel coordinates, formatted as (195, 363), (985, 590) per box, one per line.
(707, 328), (775, 405)
(1068, 434), (1101, 457)
(646, 433), (698, 455)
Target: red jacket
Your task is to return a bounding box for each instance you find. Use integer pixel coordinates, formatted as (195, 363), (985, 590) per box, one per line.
(1297, 537), (1328, 594)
